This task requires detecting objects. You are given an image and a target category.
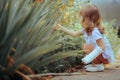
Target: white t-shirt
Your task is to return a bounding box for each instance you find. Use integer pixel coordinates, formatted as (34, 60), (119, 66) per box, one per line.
(82, 27), (115, 63)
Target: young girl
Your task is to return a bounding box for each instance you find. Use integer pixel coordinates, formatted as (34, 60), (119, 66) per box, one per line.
(57, 4), (115, 72)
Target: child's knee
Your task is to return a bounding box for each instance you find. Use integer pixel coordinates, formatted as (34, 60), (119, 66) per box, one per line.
(82, 44), (94, 51)
(82, 44), (94, 54)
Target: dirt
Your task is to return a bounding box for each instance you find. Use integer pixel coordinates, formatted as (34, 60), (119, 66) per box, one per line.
(52, 59), (120, 80)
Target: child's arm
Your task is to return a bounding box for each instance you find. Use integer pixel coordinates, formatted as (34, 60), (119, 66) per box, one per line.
(96, 39), (105, 50)
(81, 39), (105, 64)
(81, 27), (106, 64)
(58, 24), (83, 37)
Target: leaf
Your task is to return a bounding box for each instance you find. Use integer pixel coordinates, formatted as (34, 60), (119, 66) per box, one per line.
(39, 50), (83, 67)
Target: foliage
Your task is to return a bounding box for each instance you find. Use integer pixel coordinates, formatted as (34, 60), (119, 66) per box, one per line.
(0, 0), (86, 79)
(0, 0), (73, 77)
(1, 0), (118, 78)
(28, 0), (85, 73)
(34, 0), (120, 73)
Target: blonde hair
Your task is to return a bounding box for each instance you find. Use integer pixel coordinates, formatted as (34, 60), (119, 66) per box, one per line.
(80, 4), (105, 35)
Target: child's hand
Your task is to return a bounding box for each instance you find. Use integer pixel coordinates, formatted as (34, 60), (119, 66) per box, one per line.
(54, 24), (59, 31)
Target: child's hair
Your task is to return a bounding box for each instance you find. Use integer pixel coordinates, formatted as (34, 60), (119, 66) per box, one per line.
(80, 4), (105, 35)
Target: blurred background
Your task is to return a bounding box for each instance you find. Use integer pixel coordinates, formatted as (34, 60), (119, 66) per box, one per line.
(0, 0), (120, 80)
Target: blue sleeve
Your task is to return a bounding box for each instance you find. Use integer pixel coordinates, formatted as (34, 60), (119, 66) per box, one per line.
(92, 28), (103, 41)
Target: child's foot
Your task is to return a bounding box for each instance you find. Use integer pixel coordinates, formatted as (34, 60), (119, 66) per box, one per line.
(85, 64), (104, 72)
(85, 64), (100, 68)
(85, 64), (93, 68)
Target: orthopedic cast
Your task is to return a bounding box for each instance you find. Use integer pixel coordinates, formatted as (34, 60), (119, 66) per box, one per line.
(82, 46), (103, 64)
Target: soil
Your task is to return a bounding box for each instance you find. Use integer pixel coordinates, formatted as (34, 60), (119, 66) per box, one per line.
(52, 59), (120, 80)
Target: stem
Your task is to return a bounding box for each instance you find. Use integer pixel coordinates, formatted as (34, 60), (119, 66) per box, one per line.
(27, 72), (84, 78)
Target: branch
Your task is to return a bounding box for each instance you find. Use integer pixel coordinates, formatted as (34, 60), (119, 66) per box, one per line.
(27, 72), (86, 78)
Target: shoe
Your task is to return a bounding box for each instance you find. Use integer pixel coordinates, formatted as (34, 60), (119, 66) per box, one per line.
(85, 64), (93, 68)
(85, 64), (102, 68)
(85, 64), (104, 72)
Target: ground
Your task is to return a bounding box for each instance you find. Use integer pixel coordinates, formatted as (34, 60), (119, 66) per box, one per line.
(52, 59), (120, 80)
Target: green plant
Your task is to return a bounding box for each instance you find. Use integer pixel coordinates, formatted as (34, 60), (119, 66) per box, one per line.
(0, 0), (85, 79)
(0, 0), (68, 78)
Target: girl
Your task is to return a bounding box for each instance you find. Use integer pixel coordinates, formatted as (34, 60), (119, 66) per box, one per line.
(57, 4), (115, 72)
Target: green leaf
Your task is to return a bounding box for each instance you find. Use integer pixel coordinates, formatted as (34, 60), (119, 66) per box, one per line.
(39, 50), (83, 67)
